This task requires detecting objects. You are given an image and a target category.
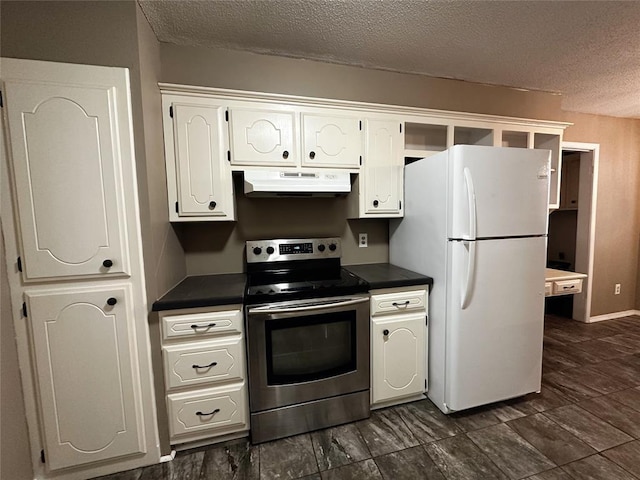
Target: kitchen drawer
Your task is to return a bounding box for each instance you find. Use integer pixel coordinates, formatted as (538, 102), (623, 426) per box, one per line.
(552, 279), (583, 296)
(162, 309), (242, 341)
(545, 282), (553, 296)
(163, 337), (244, 391)
(371, 289), (427, 317)
(167, 382), (248, 443)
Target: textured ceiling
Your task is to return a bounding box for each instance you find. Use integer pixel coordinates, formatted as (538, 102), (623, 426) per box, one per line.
(138, 0), (640, 119)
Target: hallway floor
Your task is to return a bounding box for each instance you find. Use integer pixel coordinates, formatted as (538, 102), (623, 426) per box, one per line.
(99, 314), (640, 480)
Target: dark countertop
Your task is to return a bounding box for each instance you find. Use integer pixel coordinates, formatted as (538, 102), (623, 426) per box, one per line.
(344, 263), (433, 290)
(152, 263), (432, 311)
(152, 273), (246, 311)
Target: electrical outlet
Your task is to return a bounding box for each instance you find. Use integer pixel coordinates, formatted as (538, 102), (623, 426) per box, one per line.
(358, 233), (368, 248)
(615, 283), (621, 295)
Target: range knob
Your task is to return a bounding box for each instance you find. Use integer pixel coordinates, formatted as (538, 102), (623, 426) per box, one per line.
(329, 243), (337, 252)
(266, 246), (275, 255)
(253, 247), (262, 255)
(317, 244), (326, 252)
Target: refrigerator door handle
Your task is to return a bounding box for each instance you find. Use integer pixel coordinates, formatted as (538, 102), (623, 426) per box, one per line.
(463, 167), (477, 240)
(461, 240), (476, 309)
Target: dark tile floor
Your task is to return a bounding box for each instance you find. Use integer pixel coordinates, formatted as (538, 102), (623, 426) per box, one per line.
(99, 314), (640, 480)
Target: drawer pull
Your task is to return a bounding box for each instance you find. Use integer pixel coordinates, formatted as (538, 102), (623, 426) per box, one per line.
(392, 301), (410, 308)
(562, 286), (575, 290)
(191, 323), (217, 330)
(195, 408), (220, 417)
(192, 361), (218, 370)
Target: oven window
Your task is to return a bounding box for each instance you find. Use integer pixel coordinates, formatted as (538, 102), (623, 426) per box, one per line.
(266, 311), (356, 385)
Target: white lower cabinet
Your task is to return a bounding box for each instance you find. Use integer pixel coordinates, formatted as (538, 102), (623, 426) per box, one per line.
(159, 306), (249, 445)
(167, 383), (248, 441)
(370, 287), (428, 408)
(25, 284), (146, 471)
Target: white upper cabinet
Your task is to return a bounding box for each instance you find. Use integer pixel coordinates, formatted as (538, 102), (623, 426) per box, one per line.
(301, 113), (362, 168)
(229, 107), (297, 167)
(361, 118), (403, 216)
(3, 71), (130, 280)
(162, 95), (235, 221)
(172, 102), (235, 219)
(25, 284), (145, 471)
(228, 105), (362, 169)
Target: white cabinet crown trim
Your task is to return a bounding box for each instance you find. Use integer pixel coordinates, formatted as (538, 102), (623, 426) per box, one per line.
(158, 83), (571, 131)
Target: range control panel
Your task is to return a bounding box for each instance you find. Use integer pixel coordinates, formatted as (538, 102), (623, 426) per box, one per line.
(246, 238), (342, 263)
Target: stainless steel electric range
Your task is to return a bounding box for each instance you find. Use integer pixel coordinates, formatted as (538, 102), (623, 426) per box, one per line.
(244, 237), (370, 444)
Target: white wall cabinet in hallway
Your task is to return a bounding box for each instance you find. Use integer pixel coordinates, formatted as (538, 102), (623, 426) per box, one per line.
(1, 58), (160, 479)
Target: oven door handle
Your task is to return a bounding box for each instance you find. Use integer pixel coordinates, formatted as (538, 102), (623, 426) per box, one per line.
(247, 296), (369, 314)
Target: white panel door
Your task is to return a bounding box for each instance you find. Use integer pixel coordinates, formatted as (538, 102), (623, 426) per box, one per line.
(173, 103), (234, 218)
(3, 74), (130, 280)
(446, 236), (546, 411)
(229, 108), (297, 166)
(25, 284), (145, 471)
(371, 312), (426, 404)
(448, 145), (550, 239)
(301, 113), (361, 168)
(362, 119), (403, 215)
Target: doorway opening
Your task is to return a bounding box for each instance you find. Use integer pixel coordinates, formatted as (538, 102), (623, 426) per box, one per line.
(546, 142), (599, 322)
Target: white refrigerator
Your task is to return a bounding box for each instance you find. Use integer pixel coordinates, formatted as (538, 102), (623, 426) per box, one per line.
(390, 145), (550, 414)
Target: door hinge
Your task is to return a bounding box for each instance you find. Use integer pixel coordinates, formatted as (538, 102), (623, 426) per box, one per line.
(22, 302), (27, 318)
(175, 201), (179, 213)
(17, 256), (22, 272)
(225, 110), (229, 121)
(227, 150), (231, 162)
(169, 106), (173, 118)
(40, 449), (45, 463)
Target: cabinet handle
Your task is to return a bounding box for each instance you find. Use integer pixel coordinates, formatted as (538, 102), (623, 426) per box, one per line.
(209, 201), (217, 210)
(373, 200), (379, 207)
(383, 329), (389, 336)
(190, 323), (217, 329)
(102, 259), (113, 268)
(192, 361), (218, 369)
(106, 297), (117, 306)
(283, 150), (289, 159)
(195, 408), (220, 417)
(309, 151), (316, 159)
(392, 301), (410, 308)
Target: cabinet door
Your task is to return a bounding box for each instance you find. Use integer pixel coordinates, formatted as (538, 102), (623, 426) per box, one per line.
(371, 312), (426, 404)
(25, 284), (144, 471)
(301, 113), (361, 168)
(362, 119), (403, 215)
(229, 108), (297, 166)
(173, 103), (234, 218)
(3, 71), (130, 280)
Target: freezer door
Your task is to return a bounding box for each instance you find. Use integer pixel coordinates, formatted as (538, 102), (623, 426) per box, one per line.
(448, 145), (550, 239)
(445, 236), (546, 412)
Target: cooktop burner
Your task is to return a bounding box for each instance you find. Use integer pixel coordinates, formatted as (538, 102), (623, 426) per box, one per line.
(244, 238), (369, 304)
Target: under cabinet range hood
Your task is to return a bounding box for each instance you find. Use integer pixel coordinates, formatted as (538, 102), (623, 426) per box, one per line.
(243, 170), (351, 197)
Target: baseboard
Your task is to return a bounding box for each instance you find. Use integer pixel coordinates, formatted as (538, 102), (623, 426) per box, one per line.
(160, 450), (176, 463)
(589, 310), (640, 323)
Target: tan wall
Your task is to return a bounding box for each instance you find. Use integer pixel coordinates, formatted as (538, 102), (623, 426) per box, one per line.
(160, 44), (640, 317)
(0, 225), (32, 480)
(561, 114), (640, 316)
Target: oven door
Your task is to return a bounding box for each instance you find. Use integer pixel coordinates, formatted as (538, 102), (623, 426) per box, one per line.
(246, 295), (370, 412)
